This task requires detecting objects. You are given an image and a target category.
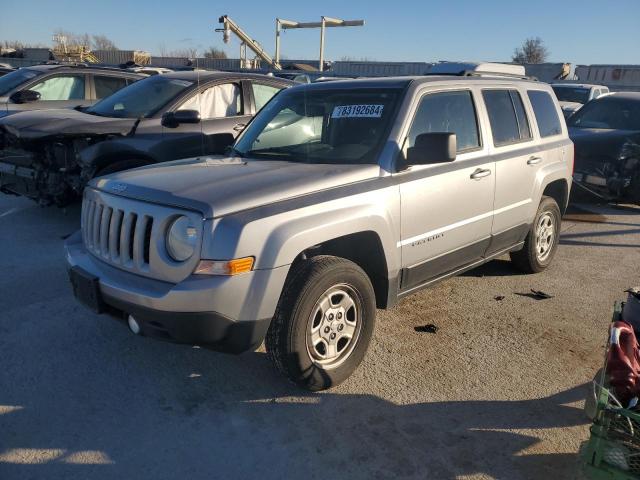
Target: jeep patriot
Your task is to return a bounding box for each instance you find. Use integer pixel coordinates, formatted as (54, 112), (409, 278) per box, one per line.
(65, 75), (573, 390)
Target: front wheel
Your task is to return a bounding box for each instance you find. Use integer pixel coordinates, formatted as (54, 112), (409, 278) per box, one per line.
(265, 255), (376, 391)
(510, 196), (561, 273)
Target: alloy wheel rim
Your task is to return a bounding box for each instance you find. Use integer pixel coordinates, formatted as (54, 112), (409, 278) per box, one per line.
(535, 212), (555, 262)
(305, 283), (362, 369)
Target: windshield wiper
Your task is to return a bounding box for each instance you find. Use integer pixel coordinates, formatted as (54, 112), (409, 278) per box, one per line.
(246, 148), (294, 158)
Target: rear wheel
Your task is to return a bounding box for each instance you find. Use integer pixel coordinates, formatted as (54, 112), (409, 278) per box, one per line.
(265, 255), (376, 391)
(510, 196), (561, 273)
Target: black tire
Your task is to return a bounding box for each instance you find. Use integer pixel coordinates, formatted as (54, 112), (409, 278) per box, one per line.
(94, 158), (150, 177)
(510, 196), (561, 273)
(265, 255), (376, 391)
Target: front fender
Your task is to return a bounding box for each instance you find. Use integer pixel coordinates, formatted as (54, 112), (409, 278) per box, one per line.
(201, 187), (401, 277)
(79, 137), (157, 170)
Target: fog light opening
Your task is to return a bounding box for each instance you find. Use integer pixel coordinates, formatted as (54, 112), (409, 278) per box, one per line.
(127, 315), (142, 335)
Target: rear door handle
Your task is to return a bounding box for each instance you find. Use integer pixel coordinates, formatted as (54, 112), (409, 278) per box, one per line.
(470, 168), (492, 180)
(527, 156), (542, 165)
(233, 123), (246, 132)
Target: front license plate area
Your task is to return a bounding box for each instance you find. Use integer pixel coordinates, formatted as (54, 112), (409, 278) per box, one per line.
(69, 266), (104, 313)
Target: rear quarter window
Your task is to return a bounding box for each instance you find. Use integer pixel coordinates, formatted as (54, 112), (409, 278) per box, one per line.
(527, 90), (563, 138)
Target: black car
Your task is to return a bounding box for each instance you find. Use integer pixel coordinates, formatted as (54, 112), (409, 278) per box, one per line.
(0, 64), (144, 118)
(0, 71), (293, 205)
(569, 92), (640, 203)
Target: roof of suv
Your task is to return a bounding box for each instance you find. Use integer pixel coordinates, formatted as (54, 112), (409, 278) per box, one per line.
(295, 75), (543, 92)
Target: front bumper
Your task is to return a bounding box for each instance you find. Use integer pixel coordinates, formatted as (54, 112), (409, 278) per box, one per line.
(65, 231), (289, 353)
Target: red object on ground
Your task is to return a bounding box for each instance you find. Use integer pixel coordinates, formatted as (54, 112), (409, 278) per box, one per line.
(607, 321), (640, 406)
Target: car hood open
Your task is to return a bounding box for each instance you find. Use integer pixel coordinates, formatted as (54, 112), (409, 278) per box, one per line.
(91, 156), (382, 218)
(0, 108), (137, 140)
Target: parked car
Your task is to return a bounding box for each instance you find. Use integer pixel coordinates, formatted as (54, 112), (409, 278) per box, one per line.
(551, 83), (610, 118)
(0, 71), (293, 205)
(569, 92), (640, 203)
(0, 64), (143, 118)
(65, 74), (573, 390)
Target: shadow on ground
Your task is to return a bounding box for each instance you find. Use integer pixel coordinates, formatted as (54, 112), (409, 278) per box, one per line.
(0, 334), (589, 480)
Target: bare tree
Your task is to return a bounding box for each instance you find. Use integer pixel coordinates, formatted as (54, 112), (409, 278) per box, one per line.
(203, 46), (227, 59)
(512, 37), (549, 64)
(92, 34), (118, 51)
(164, 47), (198, 58)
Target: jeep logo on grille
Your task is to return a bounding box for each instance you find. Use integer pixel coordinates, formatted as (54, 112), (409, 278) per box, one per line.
(111, 183), (128, 193)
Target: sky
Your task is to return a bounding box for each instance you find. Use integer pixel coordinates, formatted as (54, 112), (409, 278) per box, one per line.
(1, 0), (639, 65)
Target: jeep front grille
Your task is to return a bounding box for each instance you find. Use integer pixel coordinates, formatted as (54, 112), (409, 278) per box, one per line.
(81, 188), (203, 283)
(82, 200), (153, 270)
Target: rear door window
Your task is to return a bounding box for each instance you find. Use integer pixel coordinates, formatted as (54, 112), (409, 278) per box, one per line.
(407, 90), (481, 152)
(252, 83), (283, 111)
(178, 83), (242, 119)
(30, 75), (85, 100)
(482, 89), (531, 146)
(94, 75), (129, 99)
(527, 90), (563, 138)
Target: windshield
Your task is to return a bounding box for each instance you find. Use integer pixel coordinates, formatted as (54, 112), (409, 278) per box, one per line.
(0, 68), (41, 96)
(86, 75), (193, 118)
(568, 97), (640, 130)
(233, 87), (402, 164)
(552, 86), (590, 104)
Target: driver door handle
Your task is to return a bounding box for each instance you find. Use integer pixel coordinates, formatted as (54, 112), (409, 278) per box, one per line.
(470, 168), (492, 180)
(527, 156), (542, 165)
(233, 123), (246, 132)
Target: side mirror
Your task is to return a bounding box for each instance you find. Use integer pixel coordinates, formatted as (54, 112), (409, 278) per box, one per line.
(209, 133), (235, 155)
(161, 109), (201, 127)
(9, 89), (41, 104)
(406, 133), (457, 165)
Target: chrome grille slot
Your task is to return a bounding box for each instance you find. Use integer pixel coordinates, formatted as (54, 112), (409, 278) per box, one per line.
(80, 189), (202, 283)
(119, 212), (136, 265)
(99, 206), (112, 257)
(108, 209), (123, 261)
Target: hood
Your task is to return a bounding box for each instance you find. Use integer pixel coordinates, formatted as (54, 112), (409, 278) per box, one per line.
(91, 156), (381, 218)
(0, 108), (137, 140)
(569, 127), (640, 170)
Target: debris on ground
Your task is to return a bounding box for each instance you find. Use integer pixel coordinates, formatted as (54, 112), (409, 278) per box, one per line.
(515, 289), (555, 300)
(494, 295), (505, 301)
(415, 324), (438, 334)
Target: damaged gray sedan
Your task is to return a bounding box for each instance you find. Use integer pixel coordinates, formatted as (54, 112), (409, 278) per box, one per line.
(0, 71), (292, 205)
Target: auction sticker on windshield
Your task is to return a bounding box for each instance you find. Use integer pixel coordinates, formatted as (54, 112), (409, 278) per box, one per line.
(332, 105), (384, 118)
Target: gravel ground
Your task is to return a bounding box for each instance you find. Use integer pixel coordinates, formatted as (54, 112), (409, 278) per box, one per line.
(0, 192), (638, 480)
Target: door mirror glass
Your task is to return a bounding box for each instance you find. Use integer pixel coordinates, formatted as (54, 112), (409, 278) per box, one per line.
(162, 109), (201, 127)
(406, 133), (457, 165)
(9, 89), (41, 104)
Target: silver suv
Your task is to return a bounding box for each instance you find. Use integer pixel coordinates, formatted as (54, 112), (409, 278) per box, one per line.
(65, 75), (573, 390)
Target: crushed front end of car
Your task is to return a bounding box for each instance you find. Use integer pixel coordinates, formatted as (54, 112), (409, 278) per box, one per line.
(572, 132), (640, 203)
(0, 126), (117, 206)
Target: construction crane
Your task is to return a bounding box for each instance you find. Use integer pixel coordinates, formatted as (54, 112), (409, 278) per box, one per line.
(217, 15), (281, 70)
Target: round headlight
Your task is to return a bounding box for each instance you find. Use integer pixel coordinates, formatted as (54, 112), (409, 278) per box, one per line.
(166, 216), (198, 262)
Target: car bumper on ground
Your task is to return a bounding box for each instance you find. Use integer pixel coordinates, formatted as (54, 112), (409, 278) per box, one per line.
(64, 231), (289, 353)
